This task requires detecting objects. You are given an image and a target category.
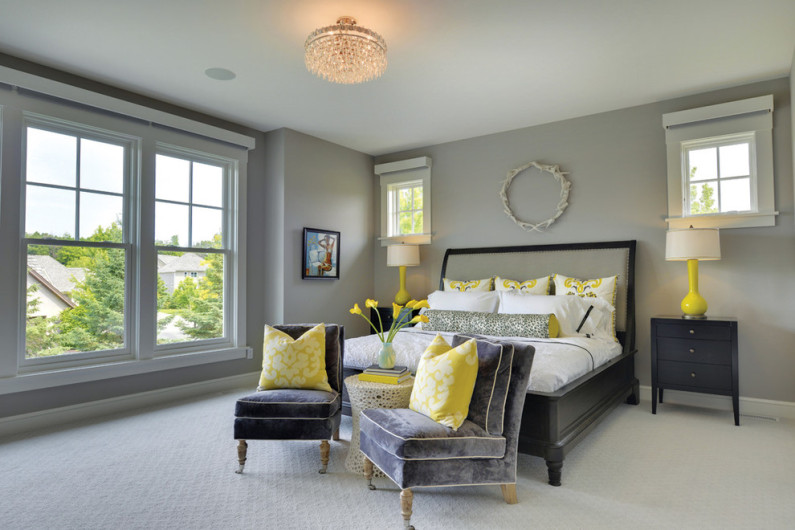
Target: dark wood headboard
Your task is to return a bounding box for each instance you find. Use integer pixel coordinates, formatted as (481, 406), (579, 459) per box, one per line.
(439, 240), (637, 353)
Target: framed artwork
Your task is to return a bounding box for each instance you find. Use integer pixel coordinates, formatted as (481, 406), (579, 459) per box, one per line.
(302, 227), (340, 280)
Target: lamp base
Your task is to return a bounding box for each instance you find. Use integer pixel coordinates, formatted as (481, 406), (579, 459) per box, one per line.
(681, 313), (708, 320)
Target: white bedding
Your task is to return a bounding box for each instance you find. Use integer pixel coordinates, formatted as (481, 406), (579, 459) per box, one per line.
(344, 328), (623, 393)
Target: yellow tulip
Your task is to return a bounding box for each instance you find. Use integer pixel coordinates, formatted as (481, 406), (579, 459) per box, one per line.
(392, 303), (403, 320)
(349, 303), (362, 315)
(413, 300), (430, 309)
(365, 299), (378, 309)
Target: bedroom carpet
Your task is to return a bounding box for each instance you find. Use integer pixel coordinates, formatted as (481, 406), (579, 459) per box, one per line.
(1, 389), (793, 530)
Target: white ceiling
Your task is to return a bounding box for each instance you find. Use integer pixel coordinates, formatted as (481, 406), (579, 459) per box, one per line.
(0, 0), (793, 155)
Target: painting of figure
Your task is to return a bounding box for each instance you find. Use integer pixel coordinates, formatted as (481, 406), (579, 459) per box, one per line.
(302, 228), (340, 279)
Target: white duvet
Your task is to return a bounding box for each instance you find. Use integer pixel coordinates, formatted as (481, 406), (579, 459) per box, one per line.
(344, 328), (622, 393)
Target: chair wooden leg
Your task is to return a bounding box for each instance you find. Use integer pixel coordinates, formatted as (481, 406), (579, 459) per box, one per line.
(364, 457), (376, 490)
(400, 488), (414, 530)
(501, 483), (518, 504)
(332, 428), (340, 441)
(235, 440), (247, 474)
(319, 440), (330, 474)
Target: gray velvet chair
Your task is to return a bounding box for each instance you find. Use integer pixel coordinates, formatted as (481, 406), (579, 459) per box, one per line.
(359, 335), (535, 529)
(234, 324), (344, 474)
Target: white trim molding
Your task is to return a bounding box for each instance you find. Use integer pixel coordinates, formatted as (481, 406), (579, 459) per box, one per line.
(0, 371), (259, 439)
(663, 95), (777, 229)
(640, 385), (795, 421)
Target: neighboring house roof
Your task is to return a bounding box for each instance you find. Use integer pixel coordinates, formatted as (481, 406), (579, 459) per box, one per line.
(157, 254), (178, 267)
(157, 252), (208, 273)
(27, 255), (85, 294)
(27, 268), (77, 309)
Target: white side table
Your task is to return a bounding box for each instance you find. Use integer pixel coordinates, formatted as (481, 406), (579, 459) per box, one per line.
(344, 374), (414, 476)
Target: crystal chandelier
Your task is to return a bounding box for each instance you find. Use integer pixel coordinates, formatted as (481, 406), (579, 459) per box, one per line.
(304, 16), (387, 84)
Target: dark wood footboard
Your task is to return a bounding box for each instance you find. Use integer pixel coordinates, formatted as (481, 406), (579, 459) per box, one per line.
(518, 348), (639, 485)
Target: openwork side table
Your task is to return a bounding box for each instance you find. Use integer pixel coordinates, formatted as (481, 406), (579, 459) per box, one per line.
(344, 374), (414, 476)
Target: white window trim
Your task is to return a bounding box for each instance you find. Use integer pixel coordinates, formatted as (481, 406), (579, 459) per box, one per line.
(0, 68), (252, 389)
(663, 95), (778, 229)
(375, 156), (432, 246)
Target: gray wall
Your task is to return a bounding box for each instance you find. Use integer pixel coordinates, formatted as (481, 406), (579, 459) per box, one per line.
(374, 77), (795, 404)
(263, 128), (374, 338)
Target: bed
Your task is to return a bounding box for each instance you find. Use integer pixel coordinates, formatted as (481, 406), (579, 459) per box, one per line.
(342, 240), (638, 486)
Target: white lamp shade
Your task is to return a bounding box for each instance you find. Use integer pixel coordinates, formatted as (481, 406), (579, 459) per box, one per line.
(665, 228), (721, 261)
(387, 244), (420, 267)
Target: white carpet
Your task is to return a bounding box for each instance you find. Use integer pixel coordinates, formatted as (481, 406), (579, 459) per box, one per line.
(1, 389), (793, 529)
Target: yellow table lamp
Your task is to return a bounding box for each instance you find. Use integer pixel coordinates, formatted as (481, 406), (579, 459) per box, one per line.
(387, 244), (420, 305)
(665, 227), (721, 319)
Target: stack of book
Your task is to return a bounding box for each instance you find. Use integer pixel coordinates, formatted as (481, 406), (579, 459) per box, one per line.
(358, 365), (412, 384)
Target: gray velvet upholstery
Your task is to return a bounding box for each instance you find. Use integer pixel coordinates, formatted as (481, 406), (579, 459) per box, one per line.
(233, 324), (344, 473)
(359, 336), (535, 524)
(453, 336), (512, 435)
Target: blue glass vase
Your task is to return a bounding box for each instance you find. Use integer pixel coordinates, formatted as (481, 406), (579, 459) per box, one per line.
(377, 342), (396, 369)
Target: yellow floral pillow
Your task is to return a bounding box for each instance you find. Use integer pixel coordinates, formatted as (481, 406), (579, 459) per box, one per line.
(443, 277), (493, 292)
(258, 324), (332, 392)
(495, 275), (550, 294)
(409, 335), (479, 430)
(554, 274), (618, 340)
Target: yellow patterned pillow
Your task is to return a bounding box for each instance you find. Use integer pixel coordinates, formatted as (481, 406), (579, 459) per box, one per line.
(553, 274), (618, 340)
(409, 335), (479, 430)
(443, 277), (493, 292)
(258, 324), (332, 392)
(495, 275), (550, 294)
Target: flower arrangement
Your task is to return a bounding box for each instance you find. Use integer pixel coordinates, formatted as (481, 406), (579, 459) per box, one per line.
(349, 298), (430, 344)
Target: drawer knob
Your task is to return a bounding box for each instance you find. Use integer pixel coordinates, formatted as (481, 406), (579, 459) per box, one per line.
(689, 348), (695, 353)
(689, 329), (695, 335)
(690, 372), (696, 378)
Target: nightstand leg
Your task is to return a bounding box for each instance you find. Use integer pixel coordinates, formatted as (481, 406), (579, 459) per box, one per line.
(658, 388), (664, 403)
(733, 393), (740, 426)
(652, 386), (657, 414)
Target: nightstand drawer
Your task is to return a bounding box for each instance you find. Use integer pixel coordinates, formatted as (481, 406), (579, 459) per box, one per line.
(655, 323), (731, 340)
(656, 337), (731, 365)
(658, 361), (732, 391)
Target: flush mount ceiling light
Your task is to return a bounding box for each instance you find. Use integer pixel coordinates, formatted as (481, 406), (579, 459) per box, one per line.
(304, 16), (387, 84)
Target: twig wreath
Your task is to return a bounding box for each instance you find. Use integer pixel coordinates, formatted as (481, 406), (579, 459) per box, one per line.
(499, 161), (571, 232)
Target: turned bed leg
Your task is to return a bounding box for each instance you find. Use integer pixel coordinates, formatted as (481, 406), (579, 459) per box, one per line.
(235, 440), (247, 474)
(364, 457), (376, 490)
(319, 440), (330, 474)
(401, 488), (414, 530)
(546, 459), (563, 487)
(501, 483), (518, 504)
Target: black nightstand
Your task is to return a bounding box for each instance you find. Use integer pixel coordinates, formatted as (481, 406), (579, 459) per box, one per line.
(369, 306), (419, 335)
(651, 316), (739, 425)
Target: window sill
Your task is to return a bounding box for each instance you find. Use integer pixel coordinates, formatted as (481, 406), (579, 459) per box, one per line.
(666, 211), (779, 229)
(379, 234), (432, 246)
(0, 346), (251, 396)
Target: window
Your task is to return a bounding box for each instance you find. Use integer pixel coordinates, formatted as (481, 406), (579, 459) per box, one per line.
(376, 156), (432, 245)
(0, 70), (252, 390)
(684, 134), (754, 215)
(663, 95), (777, 229)
(23, 120), (134, 363)
(389, 180), (423, 236)
(155, 149), (232, 345)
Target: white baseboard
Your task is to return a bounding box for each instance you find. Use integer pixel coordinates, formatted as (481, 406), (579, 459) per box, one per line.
(0, 371), (260, 439)
(639, 385), (795, 421)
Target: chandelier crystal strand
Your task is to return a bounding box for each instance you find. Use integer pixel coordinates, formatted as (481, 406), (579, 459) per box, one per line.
(305, 16), (387, 84)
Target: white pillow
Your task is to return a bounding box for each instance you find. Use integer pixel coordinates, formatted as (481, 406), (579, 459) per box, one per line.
(426, 290), (500, 313)
(497, 292), (614, 339)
